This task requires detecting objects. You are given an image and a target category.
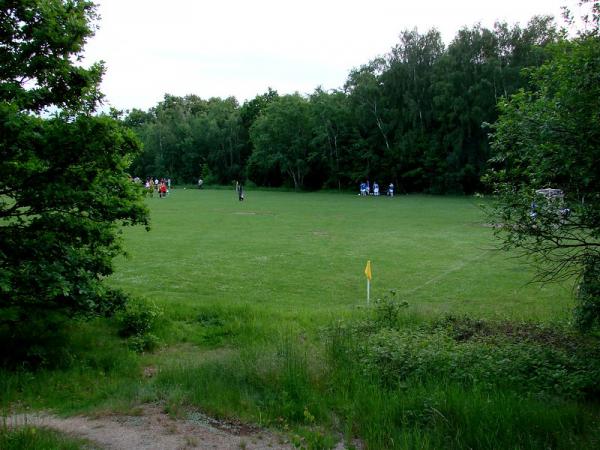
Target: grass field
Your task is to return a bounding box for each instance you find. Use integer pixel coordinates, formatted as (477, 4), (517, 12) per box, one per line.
(3, 189), (598, 450)
(110, 188), (572, 321)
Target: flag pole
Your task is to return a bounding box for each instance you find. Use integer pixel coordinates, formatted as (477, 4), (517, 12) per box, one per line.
(364, 260), (372, 305)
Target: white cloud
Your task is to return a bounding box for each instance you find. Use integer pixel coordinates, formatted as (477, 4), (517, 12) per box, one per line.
(83, 0), (566, 110)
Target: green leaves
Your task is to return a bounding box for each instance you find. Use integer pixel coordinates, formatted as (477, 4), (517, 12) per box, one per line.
(486, 26), (600, 327)
(0, 1), (149, 363)
(0, 0), (100, 112)
(249, 94), (316, 190)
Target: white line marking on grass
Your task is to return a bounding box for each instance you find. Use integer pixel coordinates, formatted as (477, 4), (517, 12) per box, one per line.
(405, 250), (493, 295)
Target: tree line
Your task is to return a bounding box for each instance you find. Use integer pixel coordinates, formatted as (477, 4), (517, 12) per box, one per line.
(126, 18), (558, 193)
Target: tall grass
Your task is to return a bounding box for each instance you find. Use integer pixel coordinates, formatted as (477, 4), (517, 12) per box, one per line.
(0, 320), (141, 413)
(150, 317), (599, 449)
(0, 424), (97, 450)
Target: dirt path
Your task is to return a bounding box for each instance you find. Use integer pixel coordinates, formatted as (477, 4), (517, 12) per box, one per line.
(6, 404), (295, 449)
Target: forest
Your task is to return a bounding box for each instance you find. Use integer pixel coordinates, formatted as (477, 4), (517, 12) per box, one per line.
(125, 17), (558, 194)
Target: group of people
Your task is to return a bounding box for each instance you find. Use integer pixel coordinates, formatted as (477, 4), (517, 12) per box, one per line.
(143, 177), (171, 198)
(136, 176), (396, 199)
(359, 181), (394, 197)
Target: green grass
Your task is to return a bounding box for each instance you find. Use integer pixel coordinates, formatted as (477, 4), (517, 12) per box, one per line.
(0, 424), (97, 450)
(3, 189), (597, 449)
(111, 189), (572, 321)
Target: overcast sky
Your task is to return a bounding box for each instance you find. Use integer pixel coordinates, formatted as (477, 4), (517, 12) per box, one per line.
(82, 0), (568, 111)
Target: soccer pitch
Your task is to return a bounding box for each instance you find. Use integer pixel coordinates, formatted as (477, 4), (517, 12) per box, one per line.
(110, 188), (573, 321)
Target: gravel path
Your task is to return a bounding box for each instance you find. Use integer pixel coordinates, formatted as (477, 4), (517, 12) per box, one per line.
(5, 405), (294, 449)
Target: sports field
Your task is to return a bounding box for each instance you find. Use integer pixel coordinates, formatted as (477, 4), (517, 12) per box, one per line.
(110, 188), (572, 321)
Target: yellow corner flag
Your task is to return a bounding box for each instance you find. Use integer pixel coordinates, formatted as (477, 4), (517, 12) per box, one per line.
(364, 260), (372, 281)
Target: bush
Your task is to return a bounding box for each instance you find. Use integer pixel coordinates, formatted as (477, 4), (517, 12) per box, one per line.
(118, 299), (162, 338)
(127, 333), (160, 353)
(0, 288), (131, 369)
(371, 290), (409, 329)
(117, 299), (163, 352)
(325, 314), (600, 400)
(0, 310), (73, 369)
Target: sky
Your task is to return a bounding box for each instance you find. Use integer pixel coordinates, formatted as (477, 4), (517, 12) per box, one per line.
(82, 0), (568, 111)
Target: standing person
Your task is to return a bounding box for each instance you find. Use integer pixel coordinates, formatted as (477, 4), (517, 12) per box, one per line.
(373, 182), (379, 196)
(360, 182), (365, 196)
(388, 183), (394, 197)
(159, 181), (167, 198)
(238, 183), (244, 201)
(366, 180), (370, 196)
(167, 178), (171, 190)
(198, 178), (203, 189)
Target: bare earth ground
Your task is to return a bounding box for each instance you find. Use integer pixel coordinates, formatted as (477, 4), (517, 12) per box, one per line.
(5, 405), (360, 449)
(6, 404), (295, 449)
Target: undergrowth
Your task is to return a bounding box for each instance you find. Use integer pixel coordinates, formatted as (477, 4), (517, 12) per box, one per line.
(149, 294), (600, 449)
(2, 295), (599, 449)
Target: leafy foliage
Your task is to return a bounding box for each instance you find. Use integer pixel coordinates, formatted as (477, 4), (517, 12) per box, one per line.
(0, 0), (149, 363)
(0, 0), (103, 113)
(371, 290), (409, 329)
(117, 298), (162, 338)
(485, 3), (600, 329)
(127, 95), (246, 184)
(249, 94), (319, 190)
(117, 298), (162, 353)
(327, 311), (600, 401)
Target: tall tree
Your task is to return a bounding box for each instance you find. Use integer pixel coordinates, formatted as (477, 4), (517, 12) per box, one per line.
(345, 58), (391, 181)
(486, 1), (600, 329)
(239, 88), (279, 180)
(383, 29), (444, 192)
(201, 97), (244, 184)
(249, 94), (316, 190)
(0, 0), (149, 363)
(432, 19), (557, 193)
(309, 88), (358, 190)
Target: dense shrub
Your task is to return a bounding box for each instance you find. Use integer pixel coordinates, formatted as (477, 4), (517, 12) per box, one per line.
(0, 311), (73, 369)
(360, 327), (600, 399)
(117, 299), (163, 352)
(326, 310), (600, 401)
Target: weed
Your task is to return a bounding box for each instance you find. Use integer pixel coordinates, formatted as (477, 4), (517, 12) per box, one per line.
(0, 425), (97, 449)
(371, 290), (409, 329)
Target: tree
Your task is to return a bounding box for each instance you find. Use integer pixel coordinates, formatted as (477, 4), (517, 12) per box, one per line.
(309, 88), (358, 190)
(485, 1), (600, 329)
(201, 97), (244, 184)
(345, 59), (391, 181)
(0, 0), (149, 363)
(384, 29), (444, 192)
(249, 94), (316, 191)
(239, 88), (279, 180)
(431, 19), (556, 194)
